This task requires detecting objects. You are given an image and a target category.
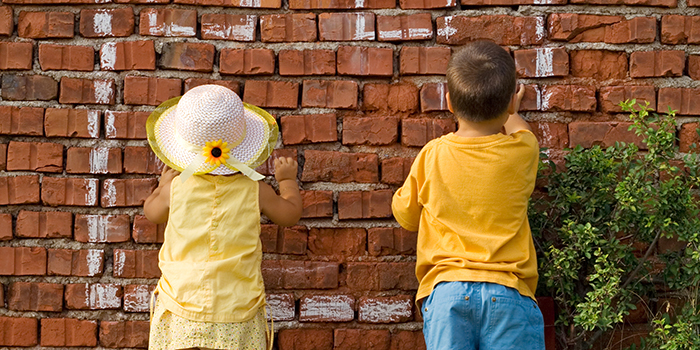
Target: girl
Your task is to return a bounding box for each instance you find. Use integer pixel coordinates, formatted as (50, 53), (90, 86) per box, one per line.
(143, 84), (302, 350)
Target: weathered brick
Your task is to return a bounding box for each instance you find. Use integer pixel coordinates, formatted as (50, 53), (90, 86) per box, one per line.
(279, 49), (336, 76)
(436, 15), (544, 46)
(400, 46), (451, 75)
(661, 15), (700, 44)
(123, 284), (156, 312)
(139, 8), (197, 37)
(18, 11), (73, 38)
(548, 14), (623, 42)
(301, 80), (358, 108)
(420, 83), (449, 112)
(174, 0), (281, 8)
(400, 0), (456, 8)
(335, 329), (391, 350)
(290, 0), (394, 8)
(123, 76), (182, 105)
(570, 50), (628, 80)
(679, 123), (699, 153)
(2, 74), (58, 101)
(570, 0), (675, 6)
(113, 249), (161, 278)
(514, 48), (570, 78)
(132, 215), (165, 243)
(300, 295), (355, 322)
(160, 42), (215, 72)
(377, 13), (433, 41)
(630, 51), (685, 78)
(281, 114), (338, 145)
(0, 317), (38, 347)
(605, 17), (656, 44)
(101, 178), (158, 207)
(0, 175), (41, 205)
(347, 262), (417, 290)
(104, 111), (149, 139)
(260, 13), (317, 42)
(0, 247), (47, 275)
(278, 329), (334, 350)
(337, 190), (393, 219)
(80, 8), (134, 38)
(302, 150), (378, 183)
(6, 141), (63, 172)
(41, 177), (100, 206)
(184, 78), (240, 94)
(308, 228), (366, 256)
(531, 122), (569, 149)
(599, 86), (657, 113)
(99, 321), (149, 348)
(261, 225), (308, 254)
(363, 83), (419, 113)
(401, 118), (456, 147)
(243, 80), (299, 108)
(0, 6), (12, 36)
(262, 260), (339, 289)
(0, 42), (33, 70)
(40, 318), (98, 347)
(16, 210), (72, 238)
(100, 41), (156, 71)
(318, 13), (375, 41)
(201, 14), (257, 41)
(0, 213), (11, 241)
(220, 48), (275, 75)
(0, 106), (44, 136)
(368, 227), (418, 257)
(658, 88), (700, 116)
(8, 282), (62, 311)
(538, 85), (597, 112)
(124, 146), (164, 174)
(380, 158), (413, 186)
(65, 283), (122, 310)
(66, 147), (122, 174)
(343, 117), (399, 145)
(337, 46), (393, 76)
(266, 294), (295, 321)
(59, 77), (115, 105)
(47, 249), (104, 277)
(390, 331), (426, 350)
(39, 44), (94, 71)
(569, 122), (645, 149)
(45, 108), (101, 138)
(300, 190), (334, 218)
(689, 55), (700, 80)
(358, 296), (413, 323)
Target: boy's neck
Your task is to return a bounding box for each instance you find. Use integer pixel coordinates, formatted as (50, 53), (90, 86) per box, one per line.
(453, 114), (509, 138)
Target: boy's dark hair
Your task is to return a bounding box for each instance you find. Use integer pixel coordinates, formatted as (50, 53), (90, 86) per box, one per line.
(446, 40), (516, 122)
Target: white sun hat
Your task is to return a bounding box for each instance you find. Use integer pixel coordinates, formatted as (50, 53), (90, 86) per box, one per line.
(146, 84), (278, 182)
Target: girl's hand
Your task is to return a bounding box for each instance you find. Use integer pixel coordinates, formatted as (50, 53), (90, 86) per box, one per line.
(274, 157), (298, 182)
(159, 166), (180, 186)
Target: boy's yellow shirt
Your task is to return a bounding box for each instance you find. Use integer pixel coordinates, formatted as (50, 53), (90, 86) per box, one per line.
(392, 130), (539, 302)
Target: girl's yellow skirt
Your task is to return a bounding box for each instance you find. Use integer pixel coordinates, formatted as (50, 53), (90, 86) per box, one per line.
(149, 297), (267, 350)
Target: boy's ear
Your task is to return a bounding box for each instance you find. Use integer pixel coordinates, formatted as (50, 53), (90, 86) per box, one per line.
(446, 92), (454, 113)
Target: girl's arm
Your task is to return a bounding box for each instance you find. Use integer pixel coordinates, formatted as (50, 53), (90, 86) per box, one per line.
(259, 157), (303, 227)
(143, 166), (179, 224)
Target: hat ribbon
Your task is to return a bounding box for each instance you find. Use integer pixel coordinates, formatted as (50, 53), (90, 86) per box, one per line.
(174, 132), (265, 183)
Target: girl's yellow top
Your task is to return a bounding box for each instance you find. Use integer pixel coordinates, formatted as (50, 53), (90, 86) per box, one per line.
(156, 174), (265, 322)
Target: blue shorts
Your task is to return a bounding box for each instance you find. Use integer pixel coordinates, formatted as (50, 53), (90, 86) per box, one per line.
(422, 281), (545, 350)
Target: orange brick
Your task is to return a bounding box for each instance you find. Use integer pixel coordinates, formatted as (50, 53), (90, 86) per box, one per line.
(44, 108), (101, 138)
(39, 44), (94, 71)
(59, 77), (115, 105)
(100, 41), (156, 71)
(0, 42), (33, 70)
(123, 76), (182, 105)
(6, 141), (63, 173)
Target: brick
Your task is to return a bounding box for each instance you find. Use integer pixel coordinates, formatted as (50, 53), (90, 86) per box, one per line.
(358, 296), (413, 323)
(570, 50), (628, 80)
(0, 42), (33, 70)
(363, 83), (420, 113)
(59, 77), (116, 105)
(658, 88), (700, 116)
(661, 15), (700, 44)
(18, 11), (73, 38)
(184, 78), (240, 94)
(260, 224), (279, 252)
(291, 0), (394, 8)
(308, 228), (366, 256)
(281, 114), (337, 145)
(40, 318), (97, 347)
(267, 225), (308, 254)
(570, 0), (674, 5)
(368, 227), (417, 255)
(0, 6), (12, 36)
(47, 249), (104, 277)
(39, 44), (94, 71)
(0, 213), (11, 240)
(45, 108), (101, 138)
(401, 118), (456, 147)
(66, 147), (122, 174)
(262, 260), (339, 289)
(318, 13), (375, 41)
(100, 41), (156, 71)
(123, 284), (156, 312)
(124, 146), (164, 174)
(630, 51), (685, 78)
(65, 283), (122, 310)
(689, 55), (700, 80)
(390, 331), (426, 350)
(680, 123), (699, 153)
(300, 190), (334, 218)
(220, 48), (275, 75)
(41, 177), (100, 206)
(569, 122), (645, 149)
(160, 42), (215, 72)
(80, 8), (134, 38)
(113, 249), (161, 278)
(381, 157), (413, 186)
(243, 80), (299, 108)
(599, 86), (657, 113)
(75, 215), (131, 243)
(463, 0), (565, 4)
(337, 190), (393, 220)
(123, 76), (182, 105)
(302, 150), (378, 183)
(16, 210), (72, 238)
(132, 215), (165, 243)
(420, 83), (449, 112)
(337, 46), (393, 76)
(0, 106), (44, 136)
(605, 17), (656, 44)
(116, 0), (169, 3)
(0, 247), (47, 275)
(335, 329), (391, 350)
(101, 178), (158, 207)
(279, 49), (336, 76)
(8, 282), (62, 311)
(99, 321), (149, 348)
(6, 141), (63, 172)
(174, 0), (281, 7)
(0, 175), (41, 205)
(400, 0), (456, 8)
(531, 122), (569, 149)
(256, 149), (298, 176)
(260, 13), (317, 42)
(301, 80), (358, 108)
(377, 13), (433, 41)
(0, 317), (38, 346)
(300, 295), (355, 322)
(400, 46), (451, 75)
(278, 329), (333, 350)
(343, 117), (399, 145)
(346, 262), (417, 290)
(1, 74), (58, 101)
(201, 14), (257, 41)
(548, 14), (623, 42)
(514, 48), (570, 78)
(538, 85), (597, 112)
(139, 8), (197, 37)
(266, 294), (295, 321)
(436, 15), (544, 46)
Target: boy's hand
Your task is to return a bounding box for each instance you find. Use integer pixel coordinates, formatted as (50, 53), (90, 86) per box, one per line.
(513, 84), (525, 113)
(274, 157), (298, 182)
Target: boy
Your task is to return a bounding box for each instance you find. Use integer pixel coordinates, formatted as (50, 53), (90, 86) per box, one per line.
(391, 40), (544, 350)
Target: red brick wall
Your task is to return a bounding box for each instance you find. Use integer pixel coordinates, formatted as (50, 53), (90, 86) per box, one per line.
(0, 0), (695, 348)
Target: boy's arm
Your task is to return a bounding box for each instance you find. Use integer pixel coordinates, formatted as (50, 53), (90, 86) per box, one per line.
(503, 84), (533, 134)
(391, 160), (423, 232)
(259, 157), (303, 227)
(143, 166), (179, 224)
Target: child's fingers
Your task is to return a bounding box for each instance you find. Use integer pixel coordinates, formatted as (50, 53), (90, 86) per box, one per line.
(516, 84), (525, 99)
